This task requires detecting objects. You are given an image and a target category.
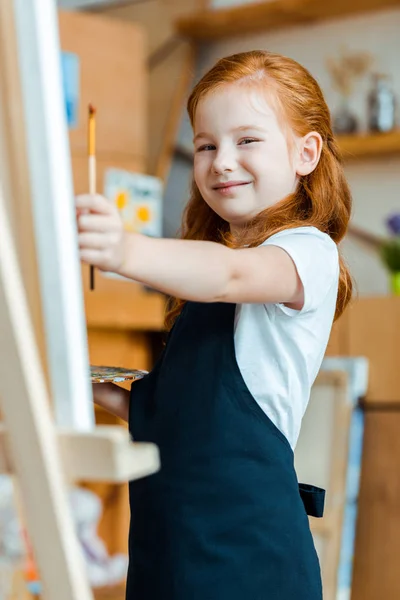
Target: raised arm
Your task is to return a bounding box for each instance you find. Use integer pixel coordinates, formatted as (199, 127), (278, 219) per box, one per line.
(76, 194), (303, 307)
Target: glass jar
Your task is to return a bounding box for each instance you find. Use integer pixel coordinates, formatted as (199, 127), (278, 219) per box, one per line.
(367, 73), (396, 133)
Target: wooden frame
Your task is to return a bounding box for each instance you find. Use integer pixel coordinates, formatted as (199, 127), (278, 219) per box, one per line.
(295, 370), (352, 600)
(6, 0), (93, 430)
(0, 2), (160, 599)
(0, 142), (93, 600)
(0, 424), (158, 483)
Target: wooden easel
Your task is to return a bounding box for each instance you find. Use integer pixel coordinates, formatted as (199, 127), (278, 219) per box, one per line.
(0, 1), (159, 599)
(295, 370), (353, 600)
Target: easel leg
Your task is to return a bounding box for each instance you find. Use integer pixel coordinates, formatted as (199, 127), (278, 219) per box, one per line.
(0, 180), (93, 599)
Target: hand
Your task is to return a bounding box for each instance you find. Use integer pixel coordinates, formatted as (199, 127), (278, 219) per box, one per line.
(76, 194), (126, 273)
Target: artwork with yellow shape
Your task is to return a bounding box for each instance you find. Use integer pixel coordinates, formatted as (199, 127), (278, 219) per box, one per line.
(104, 168), (163, 237)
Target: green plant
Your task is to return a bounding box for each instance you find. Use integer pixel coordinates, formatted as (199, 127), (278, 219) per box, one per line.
(381, 239), (400, 272)
(381, 213), (400, 272)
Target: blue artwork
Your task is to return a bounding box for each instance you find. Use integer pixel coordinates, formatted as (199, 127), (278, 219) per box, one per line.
(61, 52), (79, 129)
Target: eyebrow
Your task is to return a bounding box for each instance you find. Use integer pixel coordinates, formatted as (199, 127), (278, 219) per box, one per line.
(193, 125), (267, 143)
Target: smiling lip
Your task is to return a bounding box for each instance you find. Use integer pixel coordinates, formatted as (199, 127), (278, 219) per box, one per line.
(213, 181), (250, 190)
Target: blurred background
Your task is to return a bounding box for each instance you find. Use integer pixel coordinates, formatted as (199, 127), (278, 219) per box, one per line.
(1, 0), (400, 599)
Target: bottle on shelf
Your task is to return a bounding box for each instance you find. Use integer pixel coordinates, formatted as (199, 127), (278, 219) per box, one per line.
(367, 73), (396, 133)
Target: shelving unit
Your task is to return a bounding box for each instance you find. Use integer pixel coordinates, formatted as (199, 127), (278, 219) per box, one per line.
(338, 129), (400, 159)
(176, 0), (400, 40)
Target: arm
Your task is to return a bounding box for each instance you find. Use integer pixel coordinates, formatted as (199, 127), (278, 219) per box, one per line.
(119, 235), (304, 307)
(92, 382), (130, 422)
(76, 194), (303, 306)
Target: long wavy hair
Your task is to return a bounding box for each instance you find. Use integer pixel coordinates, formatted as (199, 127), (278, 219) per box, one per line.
(165, 50), (352, 329)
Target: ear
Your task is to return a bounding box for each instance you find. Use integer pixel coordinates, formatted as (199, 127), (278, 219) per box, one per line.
(295, 132), (323, 177)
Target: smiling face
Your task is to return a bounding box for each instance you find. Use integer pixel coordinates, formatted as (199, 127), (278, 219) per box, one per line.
(193, 83), (300, 232)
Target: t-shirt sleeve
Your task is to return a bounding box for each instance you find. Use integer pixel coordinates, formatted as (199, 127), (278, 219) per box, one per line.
(262, 228), (339, 316)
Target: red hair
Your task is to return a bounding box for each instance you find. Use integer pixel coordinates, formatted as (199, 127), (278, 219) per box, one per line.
(165, 50), (352, 329)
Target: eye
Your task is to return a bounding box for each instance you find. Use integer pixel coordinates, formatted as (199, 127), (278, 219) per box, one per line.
(196, 144), (216, 152)
(238, 138), (259, 145)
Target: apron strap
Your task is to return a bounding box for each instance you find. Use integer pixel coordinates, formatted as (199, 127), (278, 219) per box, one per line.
(298, 483), (325, 518)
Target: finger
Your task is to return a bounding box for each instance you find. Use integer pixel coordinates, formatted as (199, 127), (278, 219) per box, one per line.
(79, 248), (105, 266)
(75, 194), (112, 215)
(78, 213), (116, 233)
(78, 232), (106, 250)
(76, 207), (89, 218)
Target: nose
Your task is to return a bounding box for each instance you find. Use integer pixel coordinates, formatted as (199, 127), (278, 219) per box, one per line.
(212, 147), (236, 175)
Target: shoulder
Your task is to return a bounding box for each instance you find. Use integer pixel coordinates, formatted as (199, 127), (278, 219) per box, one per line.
(261, 227), (339, 315)
(262, 226), (338, 270)
(262, 226), (337, 252)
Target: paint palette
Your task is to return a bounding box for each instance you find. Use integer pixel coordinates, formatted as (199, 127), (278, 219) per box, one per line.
(90, 365), (148, 383)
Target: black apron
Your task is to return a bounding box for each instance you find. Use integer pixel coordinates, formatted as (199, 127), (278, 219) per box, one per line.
(127, 301), (324, 600)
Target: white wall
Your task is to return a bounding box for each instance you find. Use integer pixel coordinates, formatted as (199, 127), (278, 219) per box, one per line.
(167, 7), (400, 297)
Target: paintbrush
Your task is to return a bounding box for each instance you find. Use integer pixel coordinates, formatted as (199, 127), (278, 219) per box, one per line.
(88, 104), (96, 290)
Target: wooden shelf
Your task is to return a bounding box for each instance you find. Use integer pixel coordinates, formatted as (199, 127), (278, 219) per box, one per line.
(176, 0), (400, 40)
(338, 130), (400, 159)
(176, 130), (400, 164)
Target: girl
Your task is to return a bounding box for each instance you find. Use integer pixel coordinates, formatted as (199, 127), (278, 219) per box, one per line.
(77, 50), (352, 600)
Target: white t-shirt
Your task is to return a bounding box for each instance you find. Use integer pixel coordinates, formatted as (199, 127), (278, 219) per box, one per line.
(234, 226), (339, 449)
